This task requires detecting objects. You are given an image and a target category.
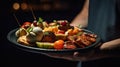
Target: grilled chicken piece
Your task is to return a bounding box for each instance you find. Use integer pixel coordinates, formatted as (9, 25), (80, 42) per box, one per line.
(17, 36), (30, 46)
(64, 41), (77, 49)
(76, 35), (92, 46)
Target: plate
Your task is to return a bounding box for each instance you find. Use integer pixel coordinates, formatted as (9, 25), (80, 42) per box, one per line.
(7, 28), (101, 53)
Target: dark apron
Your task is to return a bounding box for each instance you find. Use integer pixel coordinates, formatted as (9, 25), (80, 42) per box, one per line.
(77, 0), (120, 67)
(88, 0), (120, 42)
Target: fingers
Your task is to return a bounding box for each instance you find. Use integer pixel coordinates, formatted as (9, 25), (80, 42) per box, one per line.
(100, 38), (120, 51)
(72, 51), (102, 61)
(40, 48), (115, 62)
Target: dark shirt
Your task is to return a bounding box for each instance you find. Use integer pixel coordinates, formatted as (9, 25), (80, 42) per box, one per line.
(88, 0), (120, 42)
(78, 0), (120, 67)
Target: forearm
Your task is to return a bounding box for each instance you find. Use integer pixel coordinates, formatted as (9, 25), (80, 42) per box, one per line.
(100, 38), (120, 50)
(70, 0), (89, 28)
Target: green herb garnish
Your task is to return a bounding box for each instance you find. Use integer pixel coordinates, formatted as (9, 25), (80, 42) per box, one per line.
(53, 20), (57, 22)
(27, 27), (33, 32)
(38, 17), (43, 23)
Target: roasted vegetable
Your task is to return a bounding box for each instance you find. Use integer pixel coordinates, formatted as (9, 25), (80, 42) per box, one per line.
(15, 28), (27, 37)
(42, 31), (56, 42)
(55, 34), (67, 40)
(36, 42), (54, 49)
(17, 36), (30, 46)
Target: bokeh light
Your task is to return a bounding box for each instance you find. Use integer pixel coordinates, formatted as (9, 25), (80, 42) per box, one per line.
(21, 3), (28, 10)
(13, 2), (20, 10)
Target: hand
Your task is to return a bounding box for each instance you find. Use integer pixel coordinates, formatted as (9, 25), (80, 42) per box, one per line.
(41, 49), (119, 62)
(41, 41), (120, 62)
(40, 38), (120, 61)
(100, 38), (120, 51)
(45, 51), (99, 61)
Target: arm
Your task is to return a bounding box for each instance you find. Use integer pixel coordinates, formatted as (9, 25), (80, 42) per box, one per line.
(40, 0), (120, 61)
(70, 0), (89, 28)
(100, 38), (120, 50)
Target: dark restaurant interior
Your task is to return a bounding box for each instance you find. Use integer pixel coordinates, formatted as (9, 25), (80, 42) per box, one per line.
(1, 0), (120, 67)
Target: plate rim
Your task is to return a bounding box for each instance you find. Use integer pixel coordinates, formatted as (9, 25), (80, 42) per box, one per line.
(7, 28), (101, 53)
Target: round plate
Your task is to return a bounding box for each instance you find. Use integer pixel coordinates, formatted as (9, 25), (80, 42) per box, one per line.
(7, 28), (101, 53)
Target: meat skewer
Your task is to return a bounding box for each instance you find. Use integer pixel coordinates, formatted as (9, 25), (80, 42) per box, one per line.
(13, 13), (21, 27)
(29, 6), (37, 21)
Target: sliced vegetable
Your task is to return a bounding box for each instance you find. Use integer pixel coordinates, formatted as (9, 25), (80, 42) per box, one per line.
(26, 27), (33, 33)
(36, 42), (54, 49)
(55, 34), (67, 40)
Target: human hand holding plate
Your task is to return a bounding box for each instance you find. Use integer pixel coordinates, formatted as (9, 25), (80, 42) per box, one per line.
(43, 43), (120, 62)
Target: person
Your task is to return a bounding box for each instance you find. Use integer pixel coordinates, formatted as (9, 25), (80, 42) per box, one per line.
(42, 0), (120, 67)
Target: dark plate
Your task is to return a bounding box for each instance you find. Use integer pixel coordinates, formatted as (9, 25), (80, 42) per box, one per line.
(7, 28), (101, 53)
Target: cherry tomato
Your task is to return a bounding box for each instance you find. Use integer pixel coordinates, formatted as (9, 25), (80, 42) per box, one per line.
(61, 21), (67, 26)
(54, 40), (64, 49)
(21, 22), (31, 29)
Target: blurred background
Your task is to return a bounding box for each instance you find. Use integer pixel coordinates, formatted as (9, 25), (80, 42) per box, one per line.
(9, 0), (85, 23)
(1, 0), (85, 67)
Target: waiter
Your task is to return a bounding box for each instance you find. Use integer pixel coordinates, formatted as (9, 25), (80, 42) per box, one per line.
(43, 0), (120, 67)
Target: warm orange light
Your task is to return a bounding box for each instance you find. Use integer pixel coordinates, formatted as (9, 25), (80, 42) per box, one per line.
(13, 2), (20, 10)
(21, 3), (28, 10)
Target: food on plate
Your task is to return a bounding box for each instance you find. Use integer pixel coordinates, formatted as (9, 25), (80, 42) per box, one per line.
(15, 17), (97, 50)
(36, 42), (54, 49)
(64, 41), (77, 49)
(26, 32), (37, 43)
(32, 27), (44, 41)
(54, 40), (64, 49)
(57, 20), (73, 31)
(15, 28), (27, 37)
(17, 36), (30, 46)
(21, 22), (31, 29)
(55, 34), (67, 41)
(41, 31), (56, 42)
